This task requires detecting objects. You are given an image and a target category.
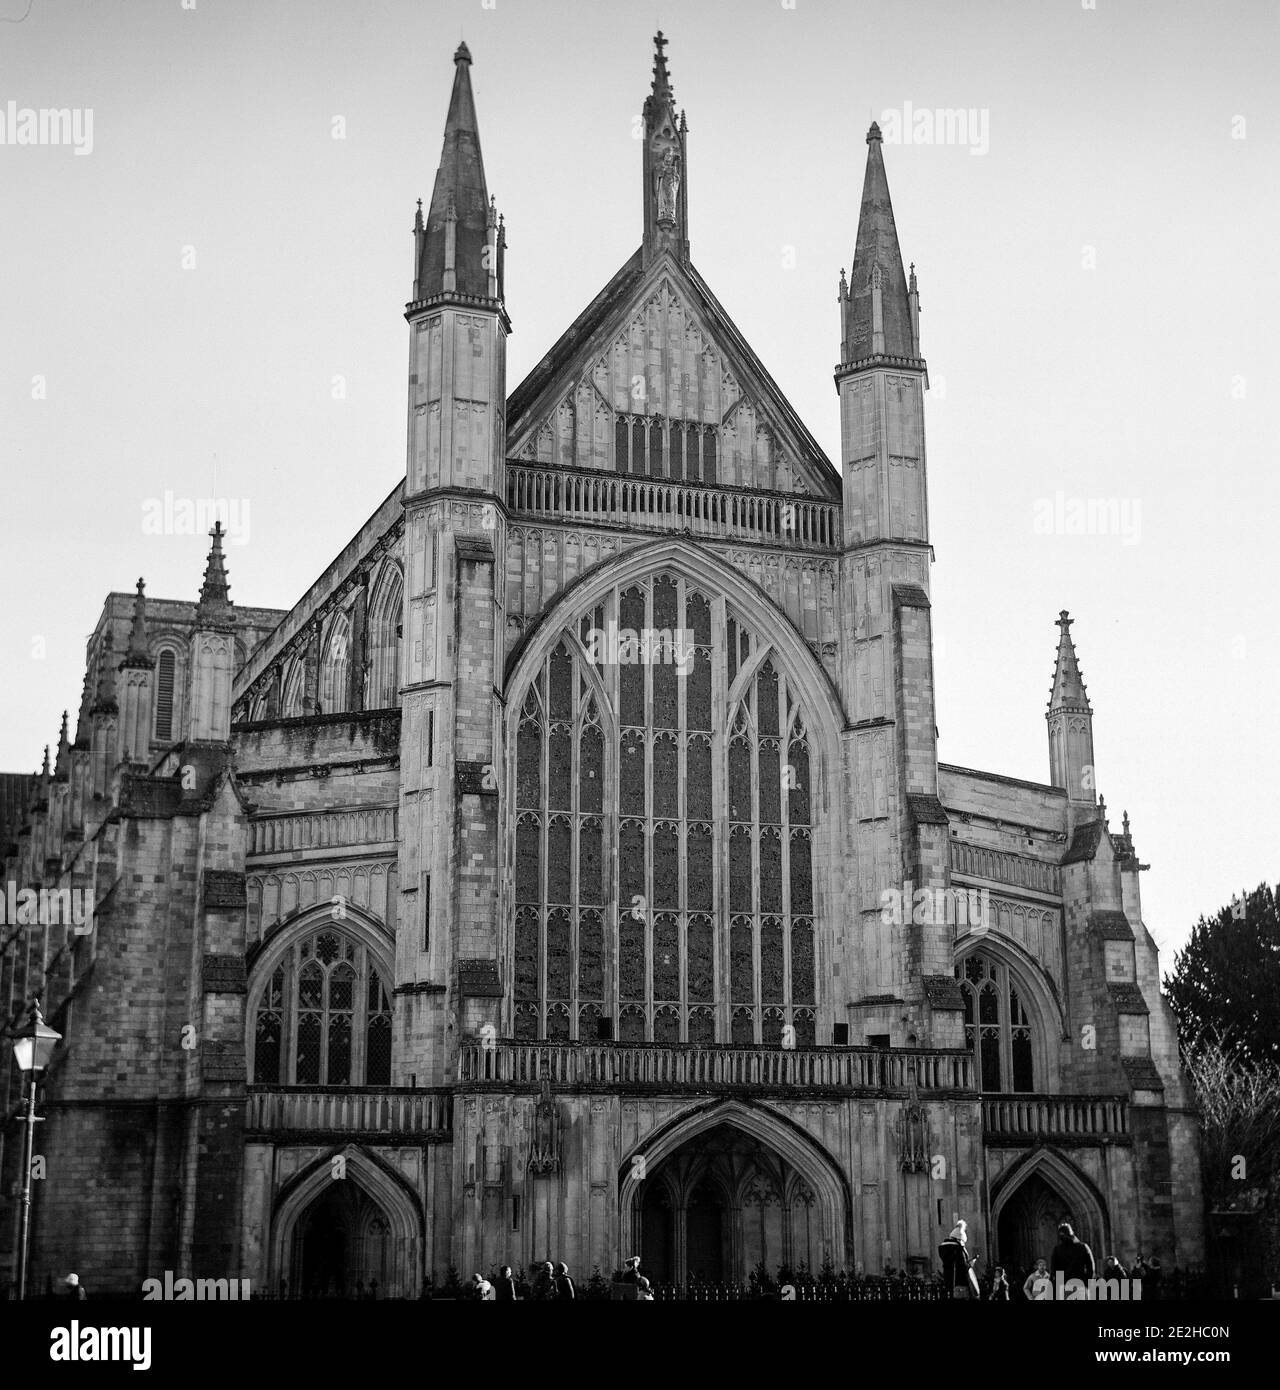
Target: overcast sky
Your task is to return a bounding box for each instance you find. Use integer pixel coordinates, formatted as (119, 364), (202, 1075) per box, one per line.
(2, 0), (1276, 963)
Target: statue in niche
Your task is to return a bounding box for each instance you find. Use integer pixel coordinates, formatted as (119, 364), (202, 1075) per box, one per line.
(655, 147), (681, 223)
(529, 1077), (560, 1175)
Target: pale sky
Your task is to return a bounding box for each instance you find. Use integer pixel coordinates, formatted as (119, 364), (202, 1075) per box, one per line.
(2, 0), (1276, 964)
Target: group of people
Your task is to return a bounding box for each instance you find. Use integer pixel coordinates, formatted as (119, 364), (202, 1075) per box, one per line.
(939, 1219), (1157, 1300)
(463, 1261), (577, 1300)
(463, 1254), (655, 1300)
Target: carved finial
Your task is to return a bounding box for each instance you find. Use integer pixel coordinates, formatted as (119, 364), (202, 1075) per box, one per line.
(867, 121), (883, 144)
(196, 520), (232, 621)
(126, 576), (149, 659)
(1122, 809), (1130, 837)
(839, 266), (849, 300)
(1099, 794), (1107, 824)
(453, 40), (472, 66)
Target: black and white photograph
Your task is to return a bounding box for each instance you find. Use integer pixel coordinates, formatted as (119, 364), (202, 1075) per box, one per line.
(2, 0), (1275, 1368)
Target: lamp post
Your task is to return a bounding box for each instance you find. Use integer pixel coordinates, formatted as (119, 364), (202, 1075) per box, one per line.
(11, 999), (61, 1301)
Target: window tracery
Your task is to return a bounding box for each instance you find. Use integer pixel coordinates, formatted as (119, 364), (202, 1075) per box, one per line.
(957, 953), (1035, 1092)
(251, 925), (392, 1085)
(511, 572), (817, 1041)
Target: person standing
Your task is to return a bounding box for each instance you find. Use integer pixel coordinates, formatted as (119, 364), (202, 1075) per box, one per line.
(494, 1265), (518, 1301)
(554, 1262), (576, 1300)
(61, 1273), (87, 1301)
(1048, 1222), (1095, 1293)
(1023, 1258), (1052, 1300)
(937, 1220), (981, 1299)
(989, 1266), (1011, 1301)
(531, 1261), (558, 1300)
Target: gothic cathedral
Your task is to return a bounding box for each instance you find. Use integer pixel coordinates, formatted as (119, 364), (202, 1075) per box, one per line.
(0, 37), (1202, 1295)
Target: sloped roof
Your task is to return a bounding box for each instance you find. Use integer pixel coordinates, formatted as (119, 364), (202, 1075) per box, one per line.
(506, 248), (840, 499)
(1063, 819), (1108, 865)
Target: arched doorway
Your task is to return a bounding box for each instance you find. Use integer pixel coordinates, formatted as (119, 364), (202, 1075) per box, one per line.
(997, 1173), (1073, 1276)
(991, 1149), (1110, 1281)
(270, 1146), (424, 1299)
(621, 1103), (851, 1285)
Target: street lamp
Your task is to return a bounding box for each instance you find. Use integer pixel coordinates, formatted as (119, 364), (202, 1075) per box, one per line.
(11, 1000), (61, 1301)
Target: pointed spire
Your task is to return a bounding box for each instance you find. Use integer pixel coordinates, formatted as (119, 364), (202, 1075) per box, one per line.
(642, 31), (690, 265)
(651, 29), (674, 105)
(55, 710), (70, 779)
(1048, 610), (1092, 713)
(91, 630), (117, 714)
(415, 41), (494, 302)
(196, 522), (233, 627)
(121, 577), (153, 668)
(843, 123), (917, 363)
(41, 744), (51, 781)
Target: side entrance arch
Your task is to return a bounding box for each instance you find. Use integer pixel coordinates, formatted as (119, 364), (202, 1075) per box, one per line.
(269, 1145), (424, 1299)
(991, 1147), (1110, 1277)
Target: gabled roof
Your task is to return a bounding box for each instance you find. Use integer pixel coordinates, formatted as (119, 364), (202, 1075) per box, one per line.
(506, 250), (645, 431)
(506, 248), (840, 499)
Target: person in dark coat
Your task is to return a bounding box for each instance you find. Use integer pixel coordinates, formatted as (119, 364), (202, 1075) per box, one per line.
(1048, 1222), (1095, 1288)
(531, 1261), (558, 1300)
(494, 1265), (518, 1301)
(989, 1266), (1011, 1301)
(554, 1262), (576, 1300)
(937, 1220), (981, 1299)
(61, 1273), (87, 1301)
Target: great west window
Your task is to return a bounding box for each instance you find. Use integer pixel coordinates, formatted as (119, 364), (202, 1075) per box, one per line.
(512, 571), (817, 1044)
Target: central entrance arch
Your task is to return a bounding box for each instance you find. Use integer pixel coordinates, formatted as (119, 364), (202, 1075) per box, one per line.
(620, 1100), (851, 1284)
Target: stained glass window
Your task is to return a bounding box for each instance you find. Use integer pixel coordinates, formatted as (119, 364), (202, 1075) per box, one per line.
(509, 573), (818, 1042)
(956, 953), (1036, 1094)
(250, 925), (393, 1085)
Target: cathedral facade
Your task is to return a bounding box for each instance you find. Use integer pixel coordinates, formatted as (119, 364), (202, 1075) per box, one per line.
(1, 37), (1203, 1296)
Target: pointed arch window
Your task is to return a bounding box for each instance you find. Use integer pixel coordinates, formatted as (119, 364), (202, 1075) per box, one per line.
(957, 953), (1035, 1093)
(320, 614), (351, 715)
(509, 574), (818, 1042)
(368, 565), (404, 709)
(153, 647), (177, 741)
(250, 925), (392, 1085)
(281, 660), (305, 718)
